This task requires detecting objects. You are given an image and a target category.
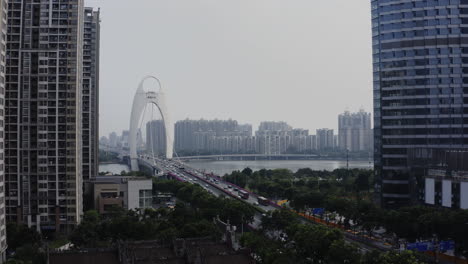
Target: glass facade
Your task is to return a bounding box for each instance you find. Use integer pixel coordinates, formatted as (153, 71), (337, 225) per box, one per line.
(372, 0), (468, 207)
(138, 189), (152, 208)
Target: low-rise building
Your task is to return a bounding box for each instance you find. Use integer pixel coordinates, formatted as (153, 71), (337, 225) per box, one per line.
(90, 176), (153, 214)
(410, 149), (468, 209)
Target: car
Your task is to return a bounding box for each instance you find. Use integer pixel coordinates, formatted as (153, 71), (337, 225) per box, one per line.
(254, 202), (259, 206)
(227, 185), (232, 189)
(233, 188), (238, 192)
(205, 184), (209, 187)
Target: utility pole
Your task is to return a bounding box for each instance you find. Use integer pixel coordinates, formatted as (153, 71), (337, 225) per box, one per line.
(346, 149), (349, 171)
(241, 214), (244, 235)
(346, 149), (350, 180)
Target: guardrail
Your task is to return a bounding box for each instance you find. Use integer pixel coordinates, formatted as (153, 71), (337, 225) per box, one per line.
(198, 172), (282, 209)
(182, 171), (270, 215)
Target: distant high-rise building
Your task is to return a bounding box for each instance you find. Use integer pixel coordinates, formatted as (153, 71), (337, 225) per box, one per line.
(258, 121), (292, 132)
(146, 120), (166, 157)
(174, 119), (251, 154)
(307, 135), (317, 151)
(338, 110), (372, 152)
(255, 123), (313, 154)
(109, 132), (118, 148)
(372, 0), (468, 207)
(82, 7), (100, 181)
(121, 130), (130, 149)
(316, 129), (334, 150)
(99, 136), (109, 146)
(5, 0), (85, 231)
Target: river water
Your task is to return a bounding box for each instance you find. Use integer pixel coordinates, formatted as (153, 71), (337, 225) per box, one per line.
(99, 160), (373, 176)
(99, 163), (130, 174)
(185, 159), (373, 175)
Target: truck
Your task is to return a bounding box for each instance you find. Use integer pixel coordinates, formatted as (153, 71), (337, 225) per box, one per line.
(258, 196), (269, 206)
(238, 190), (249, 199)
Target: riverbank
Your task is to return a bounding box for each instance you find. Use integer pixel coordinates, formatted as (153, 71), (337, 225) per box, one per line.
(186, 159), (373, 175)
(99, 163), (130, 174)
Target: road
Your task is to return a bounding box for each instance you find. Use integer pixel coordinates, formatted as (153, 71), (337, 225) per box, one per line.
(141, 155), (391, 252)
(144, 156), (272, 229)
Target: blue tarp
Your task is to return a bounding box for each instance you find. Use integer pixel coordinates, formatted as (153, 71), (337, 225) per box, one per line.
(312, 208), (325, 215)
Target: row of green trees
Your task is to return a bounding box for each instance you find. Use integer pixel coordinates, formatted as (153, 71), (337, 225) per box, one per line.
(70, 179), (256, 248)
(152, 179), (256, 227)
(225, 168), (468, 258)
(241, 209), (423, 264)
(98, 150), (119, 163)
(223, 167), (373, 200)
(287, 190), (468, 257)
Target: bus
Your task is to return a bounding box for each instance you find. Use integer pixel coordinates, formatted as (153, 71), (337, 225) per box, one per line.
(258, 196), (269, 206)
(239, 190), (249, 199)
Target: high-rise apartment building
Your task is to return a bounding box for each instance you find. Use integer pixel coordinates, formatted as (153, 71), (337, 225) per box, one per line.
(82, 7), (100, 181)
(372, 0), (468, 207)
(0, 0), (7, 260)
(255, 122), (292, 155)
(5, 0), (84, 231)
(316, 129), (334, 150)
(121, 130), (129, 149)
(109, 132), (118, 148)
(258, 121), (292, 132)
(174, 119), (251, 154)
(338, 110), (372, 152)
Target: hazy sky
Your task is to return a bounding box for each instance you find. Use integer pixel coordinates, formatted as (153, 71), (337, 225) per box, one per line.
(86, 0), (373, 137)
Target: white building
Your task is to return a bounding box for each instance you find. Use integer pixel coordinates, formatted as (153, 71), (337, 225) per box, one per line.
(92, 176), (153, 214)
(338, 110), (372, 152)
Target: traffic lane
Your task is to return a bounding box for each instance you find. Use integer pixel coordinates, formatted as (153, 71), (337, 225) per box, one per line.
(183, 172), (278, 211)
(159, 161), (278, 211)
(163, 161), (392, 254)
(161, 163), (278, 211)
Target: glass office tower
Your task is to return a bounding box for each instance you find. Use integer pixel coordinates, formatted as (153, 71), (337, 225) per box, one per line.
(372, 0), (468, 207)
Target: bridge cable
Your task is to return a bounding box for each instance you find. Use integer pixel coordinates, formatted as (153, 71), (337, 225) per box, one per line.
(137, 103), (149, 159)
(150, 102), (156, 162)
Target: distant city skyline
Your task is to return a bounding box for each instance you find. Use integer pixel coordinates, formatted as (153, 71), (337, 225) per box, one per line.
(85, 0), (373, 136)
(102, 115), (374, 157)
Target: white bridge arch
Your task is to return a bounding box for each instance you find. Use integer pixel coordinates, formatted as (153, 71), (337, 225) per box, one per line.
(129, 76), (173, 171)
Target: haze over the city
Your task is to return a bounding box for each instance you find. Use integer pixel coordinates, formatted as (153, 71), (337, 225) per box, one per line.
(86, 0), (373, 136)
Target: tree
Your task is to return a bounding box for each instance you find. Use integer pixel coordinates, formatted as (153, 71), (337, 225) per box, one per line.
(377, 251), (423, 264)
(261, 209), (299, 236)
(180, 220), (221, 239)
(69, 210), (102, 248)
(11, 244), (47, 264)
(221, 199), (255, 227)
(294, 168), (314, 178)
(241, 167), (253, 176)
(292, 224), (343, 261)
(326, 240), (360, 264)
(6, 223), (41, 251)
(224, 171), (248, 188)
(355, 173), (370, 192)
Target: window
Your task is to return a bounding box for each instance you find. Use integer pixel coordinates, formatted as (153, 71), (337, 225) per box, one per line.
(139, 189), (152, 208)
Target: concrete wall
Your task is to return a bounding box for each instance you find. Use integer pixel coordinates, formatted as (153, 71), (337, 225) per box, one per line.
(94, 183), (120, 210)
(127, 180), (152, 210)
